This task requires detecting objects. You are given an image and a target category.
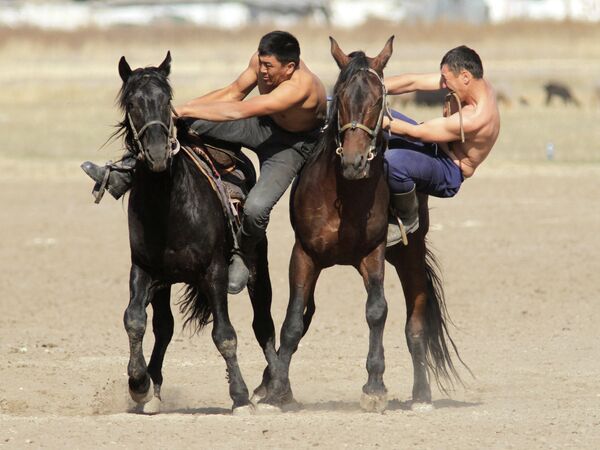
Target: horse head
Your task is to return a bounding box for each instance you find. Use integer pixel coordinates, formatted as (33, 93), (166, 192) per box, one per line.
(330, 36), (394, 180)
(118, 52), (177, 173)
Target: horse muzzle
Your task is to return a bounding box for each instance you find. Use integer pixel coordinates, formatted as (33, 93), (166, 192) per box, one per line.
(340, 152), (371, 180)
(143, 143), (171, 173)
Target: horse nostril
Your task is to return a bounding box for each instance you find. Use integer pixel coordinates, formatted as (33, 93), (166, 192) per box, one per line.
(354, 154), (364, 169)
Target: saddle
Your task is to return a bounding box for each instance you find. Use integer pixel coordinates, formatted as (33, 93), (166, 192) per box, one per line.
(176, 125), (255, 242)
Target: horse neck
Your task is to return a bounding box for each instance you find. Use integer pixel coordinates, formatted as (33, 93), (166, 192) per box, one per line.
(131, 155), (202, 213)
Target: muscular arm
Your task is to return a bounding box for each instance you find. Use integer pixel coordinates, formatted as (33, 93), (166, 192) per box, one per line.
(176, 76), (309, 121)
(175, 54), (258, 112)
(384, 112), (471, 143)
(385, 72), (443, 95)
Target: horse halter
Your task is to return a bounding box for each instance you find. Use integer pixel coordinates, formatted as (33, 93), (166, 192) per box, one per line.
(335, 68), (391, 161)
(126, 104), (180, 161)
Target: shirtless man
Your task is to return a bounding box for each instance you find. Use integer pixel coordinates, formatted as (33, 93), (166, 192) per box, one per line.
(82, 31), (327, 293)
(381, 45), (500, 245)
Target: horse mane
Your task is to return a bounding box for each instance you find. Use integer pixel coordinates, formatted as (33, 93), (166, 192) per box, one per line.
(306, 51), (370, 166)
(107, 67), (173, 158)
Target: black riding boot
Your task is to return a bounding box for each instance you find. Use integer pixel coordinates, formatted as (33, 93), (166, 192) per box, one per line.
(386, 186), (419, 247)
(228, 233), (259, 295)
(80, 153), (136, 203)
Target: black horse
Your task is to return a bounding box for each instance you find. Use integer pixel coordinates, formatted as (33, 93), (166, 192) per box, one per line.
(115, 52), (275, 414)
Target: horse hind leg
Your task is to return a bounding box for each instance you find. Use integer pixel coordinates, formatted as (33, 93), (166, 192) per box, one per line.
(245, 237), (275, 404)
(202, 273), (252, 415)
(124, 264), (155, 409)
(386, 240), (432, 409)
(143, 287), (173, 414)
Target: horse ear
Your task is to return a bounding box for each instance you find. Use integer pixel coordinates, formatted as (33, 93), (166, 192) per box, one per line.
(119, 56), (132, 83)
(330, 36), (350, 69)
(158, 51), (171, 77)
(370, 35), (394, 74)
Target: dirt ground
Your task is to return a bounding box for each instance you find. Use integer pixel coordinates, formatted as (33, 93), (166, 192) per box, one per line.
(2, 22), (600, 450)
(1, 158), (599, 449)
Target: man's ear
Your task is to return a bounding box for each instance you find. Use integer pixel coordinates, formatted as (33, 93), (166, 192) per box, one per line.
(285, 61), (296, 75)
(462, 70), (471, 84)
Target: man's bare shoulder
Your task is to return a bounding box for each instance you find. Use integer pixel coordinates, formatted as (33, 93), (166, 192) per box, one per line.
(298, 61), (327, 96)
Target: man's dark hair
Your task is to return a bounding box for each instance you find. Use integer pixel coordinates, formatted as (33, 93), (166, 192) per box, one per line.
(258, 31), (300, 66)
(440, 45), (483, 79)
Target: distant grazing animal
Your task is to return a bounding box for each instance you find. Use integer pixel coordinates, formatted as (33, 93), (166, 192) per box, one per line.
(593, 82), (600, 108)
(413, 88), (449, 107)
(495, 88), (512, 108)
(544, 82), (580, 107)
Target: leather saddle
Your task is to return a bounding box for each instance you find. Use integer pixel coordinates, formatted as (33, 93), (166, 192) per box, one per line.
(175, 123), (256, 226)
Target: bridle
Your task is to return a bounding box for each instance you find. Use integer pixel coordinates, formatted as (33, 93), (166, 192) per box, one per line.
(126, 104), (180, 161)
(335, 67), (391, 161)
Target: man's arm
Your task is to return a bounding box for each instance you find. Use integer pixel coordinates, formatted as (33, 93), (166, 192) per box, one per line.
(176, 77), (309, 121)
(175, 54), (259, 112)
(384, 112), (471, 143)
(385, 73), (443, 95)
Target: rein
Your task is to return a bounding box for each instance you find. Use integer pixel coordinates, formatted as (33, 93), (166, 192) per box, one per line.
(444, 91), (465, 143)
(335, 67), (391, 161)
(126, 104), (180, 161)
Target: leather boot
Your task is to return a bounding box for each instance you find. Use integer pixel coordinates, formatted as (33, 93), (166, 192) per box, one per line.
(81, 153), (136, 202)
(386, 186), (419, 247)
(227, 234), (257, 295)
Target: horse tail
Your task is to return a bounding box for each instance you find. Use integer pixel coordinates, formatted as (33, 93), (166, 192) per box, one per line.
(423, 245), (473, 394)
(178, 285), (213, 334)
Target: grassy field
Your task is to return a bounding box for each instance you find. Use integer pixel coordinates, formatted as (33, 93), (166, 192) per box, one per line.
(2, 21), (600, 165)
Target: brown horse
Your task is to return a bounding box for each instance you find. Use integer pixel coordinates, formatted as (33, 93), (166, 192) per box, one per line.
(256, 37), (466, 412)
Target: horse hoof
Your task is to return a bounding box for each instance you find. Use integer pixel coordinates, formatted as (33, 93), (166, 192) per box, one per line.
(142, 395), (161, 415)
(255, 403), (282, 415)
(232, 404), (255, 416)
(360, 392), (388, 413)
(130, 380), (153, 404)
(250, 392), (265, 406)
(411, 402), (434, 413)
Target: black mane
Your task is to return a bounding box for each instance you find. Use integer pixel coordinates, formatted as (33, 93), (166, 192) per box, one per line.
(307, 51), (370, 164)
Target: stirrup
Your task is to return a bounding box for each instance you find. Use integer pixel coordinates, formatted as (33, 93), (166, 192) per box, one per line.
(397, 216), (409, 246)
(92, 166), (111, 204)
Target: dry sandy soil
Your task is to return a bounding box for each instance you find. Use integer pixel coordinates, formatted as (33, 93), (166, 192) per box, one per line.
(1, 22), (600, 449)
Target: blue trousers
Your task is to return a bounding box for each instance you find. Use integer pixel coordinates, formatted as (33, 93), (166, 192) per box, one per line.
(384, 110), (463, 198)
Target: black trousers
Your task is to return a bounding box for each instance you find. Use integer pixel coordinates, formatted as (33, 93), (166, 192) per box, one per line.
(188, 116), (320, 246)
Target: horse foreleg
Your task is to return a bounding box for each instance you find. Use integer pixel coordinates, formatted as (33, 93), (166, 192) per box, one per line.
(144, 286), (173, 414)
(124, 264), (154, 407)
(204, 271), (251, 413)
(245, 237), (276, 404)
(358, 243), (388, 413)
(261, 241), (320, 409)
